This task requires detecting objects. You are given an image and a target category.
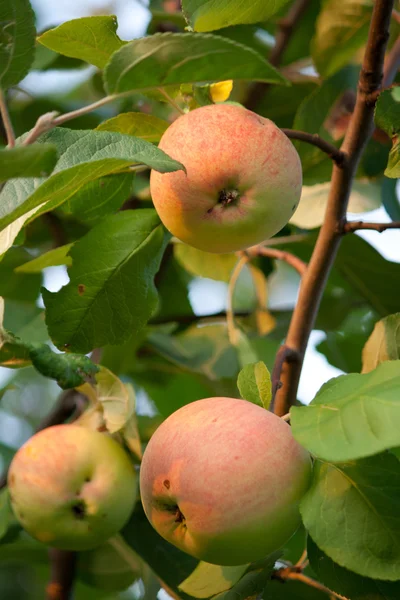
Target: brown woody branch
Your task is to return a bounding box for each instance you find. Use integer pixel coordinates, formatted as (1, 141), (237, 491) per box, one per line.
(46, 550), (77, 600)
(245, 0), (312, 110)
(342, 220), (400, 233)
(247, 245), (307, 276)
(273, 566), (348, 599)
(273, 0), (395, 416)
(282, 129), (347, 167)
(270, 345), (301, 405)
(383, 34), (400, 86)
(0, 90), (15, 148)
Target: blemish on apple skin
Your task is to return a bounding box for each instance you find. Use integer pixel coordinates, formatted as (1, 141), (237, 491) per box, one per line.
(212, 418), (218, 423)
(163, 479), (171, 489)
(9, 474), (15, 486)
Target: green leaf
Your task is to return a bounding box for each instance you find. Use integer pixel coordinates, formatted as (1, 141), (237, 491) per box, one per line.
(214, 555), (279, 600)
(236, 361), (271, 409)
(43, 210), (169, 353)
(316, 307), (375, 373)
(37, 16), (125, 69)
(290, 179), (381, 229)
(308, 536), (400, 600)
(174, 244), (237, 282)
(0, 324), (31, 368)
(291, 360), (400, 462)
(0, 247), (42, 303)
(104, 32), (287, 95)
(293, 66), (358, 184)
(97, 112), (169, 143)
(0, 490), (12, 542)
(122, 503), (198, 600)
(374, 88), (400, 177)
(335, 234), (400, 317)
(362, 314), (400, 373)
(375, 87), (400, 136)
(29, 344), (99, 389)
(181, 0), (291, 32)
(147, 323), (240, 381)
(0, 144), (57, 182)
(381, 176), (400, 221)
(311, 0), (373, 78)
(178, 562), (248, 598)
(15, 243), (73, 273)
(0, 0), (36, 89)
(0, 128), (184, 232)
(77, 538), (141, 592)
(301, 453), (400, 581)
(60, 173), (134, 225)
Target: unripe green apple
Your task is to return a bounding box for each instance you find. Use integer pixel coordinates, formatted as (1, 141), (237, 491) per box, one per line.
(150, 104), (302, 254)
(8, 424), (137, 550)
(140, 397), (312, 566)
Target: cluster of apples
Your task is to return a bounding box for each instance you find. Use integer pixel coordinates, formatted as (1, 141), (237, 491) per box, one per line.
(7, 105), (311, 566)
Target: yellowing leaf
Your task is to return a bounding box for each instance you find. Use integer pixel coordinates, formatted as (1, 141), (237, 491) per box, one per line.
(210, 80), (233, 102)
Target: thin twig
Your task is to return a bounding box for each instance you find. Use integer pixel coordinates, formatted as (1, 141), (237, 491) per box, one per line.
(23, 94), (121, 145)
(245, 0), (312, 110)
(264, 234), (310, 246)
(295, 549), (308, 568)
(226, 254), (250, 345)
(270, 345), (301, 407)
(248, 245), (307, 276)
(273, 0), (396, 416)
(286, 572), (348, 600)
(282, 129), (347, 167)
(383, 35), (400, 86)
(0, 89), (15, 148)
(342, 220), (400, 233)
(157, 87), (185, 114)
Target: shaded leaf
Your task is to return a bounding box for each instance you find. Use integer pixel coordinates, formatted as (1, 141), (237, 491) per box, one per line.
(174, 244), (237, 282)
(60, 173), (134, 225)
(0, 0), (35, 89)
(311, 0), (373, 78)
(374, 87), (400, 178)
(362, 313), (400, 373)
(97, 112), (169, 143)
(381, 176), (400, 221)
(291, 179), (381, 229)
(37, 16), (125, 69)
(308, 536), (400, 600)
(0, 144), (57, 183)
(43, 210), (168, 353)
(178, 562), (248, 598)
(104, 32), (286, 95)
(291, 360), (400, 462)
(301, 454), (400, 581)
(15, 244), (73, 273)
(77, 538), (141, 592)
(293, 66), (358, 183)
(237, 361), (271, 409)
(181, 0), (291, 32)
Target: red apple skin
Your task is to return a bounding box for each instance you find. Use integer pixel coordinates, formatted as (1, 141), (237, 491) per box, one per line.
(140, 397), (312, 566)
(8, 425), (137, 550)
(150, 104), (302, 254)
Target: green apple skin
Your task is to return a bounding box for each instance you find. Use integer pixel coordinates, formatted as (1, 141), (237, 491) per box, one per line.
(8, 424), (137, 551)
(140, 397), (312, 566)
(150, 104), (302, 254)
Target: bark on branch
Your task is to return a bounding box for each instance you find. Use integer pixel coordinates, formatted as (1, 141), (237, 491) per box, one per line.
(282, 129), (347, 166)
(273, 0), (395, 416)
(342, 219), (400, 233)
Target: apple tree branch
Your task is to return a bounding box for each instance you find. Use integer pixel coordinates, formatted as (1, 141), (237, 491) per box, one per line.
(273, 0), (396, 416)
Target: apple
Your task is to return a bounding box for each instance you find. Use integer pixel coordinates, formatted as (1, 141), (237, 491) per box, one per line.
(8, 424), (137, 550)
(150, 104), (302, 254)
(140, 397), (312, 566)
